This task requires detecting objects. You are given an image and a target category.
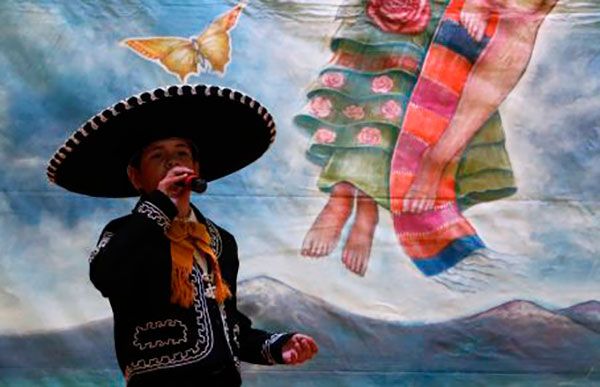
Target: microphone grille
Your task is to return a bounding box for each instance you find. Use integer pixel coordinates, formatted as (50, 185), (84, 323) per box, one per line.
(190, 178), (208, 194)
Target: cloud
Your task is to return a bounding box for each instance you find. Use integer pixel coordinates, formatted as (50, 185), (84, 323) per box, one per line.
(501, 17), (600, 201)
(0, 1), (176, 220)
(0, 287), (20, 309)
(0, 196), (114, 332)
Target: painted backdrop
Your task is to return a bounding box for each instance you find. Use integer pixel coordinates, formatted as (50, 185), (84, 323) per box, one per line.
(1, 0), (599, 385)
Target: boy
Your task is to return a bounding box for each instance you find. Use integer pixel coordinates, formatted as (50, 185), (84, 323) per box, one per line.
(47, 84), (318, 386)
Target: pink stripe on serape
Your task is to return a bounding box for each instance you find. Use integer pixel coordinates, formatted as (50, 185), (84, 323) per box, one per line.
(394, 214), (479, 258)
(394, 202), (463, 234)
(410, 76), (460, 120)
(390, 131), (428, 174)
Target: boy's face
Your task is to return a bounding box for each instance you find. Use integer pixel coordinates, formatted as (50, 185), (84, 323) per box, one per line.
(127, 137), (200, 194)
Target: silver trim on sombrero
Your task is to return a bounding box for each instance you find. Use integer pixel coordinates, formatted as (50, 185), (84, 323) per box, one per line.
(47, 84), (277, 184)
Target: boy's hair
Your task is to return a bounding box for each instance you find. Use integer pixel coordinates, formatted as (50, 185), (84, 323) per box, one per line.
(128, 138), (200, 169)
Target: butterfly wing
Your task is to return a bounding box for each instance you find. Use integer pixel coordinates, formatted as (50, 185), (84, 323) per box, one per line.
(122, 37), (199, 81)
(195, 3), (245, 74)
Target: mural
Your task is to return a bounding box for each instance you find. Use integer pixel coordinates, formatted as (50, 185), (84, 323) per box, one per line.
(1, 0), (599, 385)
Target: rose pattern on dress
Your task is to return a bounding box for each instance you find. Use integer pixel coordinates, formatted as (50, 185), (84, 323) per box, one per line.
(371, 75), (394, 93)
(381, 99), (403, 120)
(309, 97), (333, 118)
(320, 72), (346, 88)
(366, 0), (431, 34)
(343, 104), (366, 120)
(314, 128), (337, 144)
(357, 127), (383, 146)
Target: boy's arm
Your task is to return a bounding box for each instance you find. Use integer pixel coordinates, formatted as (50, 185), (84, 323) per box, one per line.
(222, 232), (318, 365)
(234, 307), (295, 365)
(233, 304), (318, 365)
(89, 190), (178, 299)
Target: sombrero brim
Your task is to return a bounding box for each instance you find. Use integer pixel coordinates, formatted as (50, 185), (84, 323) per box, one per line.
(47, 84), (276, 197)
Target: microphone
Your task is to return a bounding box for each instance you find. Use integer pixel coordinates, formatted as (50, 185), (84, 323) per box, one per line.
(176, 175), (208, 194)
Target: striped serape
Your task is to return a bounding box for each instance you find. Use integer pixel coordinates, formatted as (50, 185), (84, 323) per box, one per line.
(390, 0), (501, 275)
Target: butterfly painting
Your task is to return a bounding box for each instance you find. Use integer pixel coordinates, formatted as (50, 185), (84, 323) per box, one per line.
(121, 3), (245, 81)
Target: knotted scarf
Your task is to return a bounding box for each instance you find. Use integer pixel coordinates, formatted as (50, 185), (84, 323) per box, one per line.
(166, 218), (231, 307)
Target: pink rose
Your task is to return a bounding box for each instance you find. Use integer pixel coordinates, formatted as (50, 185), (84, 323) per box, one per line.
(381, 100), (402, 120)
(314, 128), (337, 144)
(309, 96), (333, 118)
(366, 0), (431, 34)
(321, 72), (346, 88)
(343, 105), (366, 120)
(357, 127), (382, 146)
(371, 75), (394, 93)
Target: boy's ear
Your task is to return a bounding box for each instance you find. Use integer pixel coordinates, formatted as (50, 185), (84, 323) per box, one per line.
(127, 165), (142, 191)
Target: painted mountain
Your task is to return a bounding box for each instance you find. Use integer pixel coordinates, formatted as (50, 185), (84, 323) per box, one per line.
(1, 277), (599, 380)
(238, 277), (600, 374)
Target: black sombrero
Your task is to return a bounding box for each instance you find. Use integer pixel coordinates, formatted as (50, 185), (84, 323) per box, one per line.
(47, 84), (276, 197)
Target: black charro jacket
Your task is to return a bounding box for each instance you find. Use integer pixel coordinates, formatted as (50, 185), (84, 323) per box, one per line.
(89, 191), (292, 386)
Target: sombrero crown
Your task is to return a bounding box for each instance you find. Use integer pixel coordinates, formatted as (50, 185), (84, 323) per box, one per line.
(47, 84), (276, 197)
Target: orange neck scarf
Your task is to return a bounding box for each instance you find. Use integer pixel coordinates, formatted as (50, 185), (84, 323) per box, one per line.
(166, 217), (231, 307)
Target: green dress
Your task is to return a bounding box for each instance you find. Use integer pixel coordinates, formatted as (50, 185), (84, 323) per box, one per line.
(294, 0), (516, 210)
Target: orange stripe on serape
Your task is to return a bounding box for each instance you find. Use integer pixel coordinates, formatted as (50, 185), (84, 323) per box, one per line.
(435, 157), (460, 204)
(436, 176), (457, 205)
(442, 0), (499, 39)
(444, 0), (465, 22)
(403, 105), (450, 145)
(389, 173), (457, 214)
(421, 44), (473, 95)
(399, 217), (477, 258)
(390, 171), (414, 213)
(485, 13), (499, 38)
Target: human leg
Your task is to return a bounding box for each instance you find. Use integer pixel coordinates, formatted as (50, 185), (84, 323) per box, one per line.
(403, 0), (557, 213)
(342, 189), (379, 276)
(301, 181), (356, 258)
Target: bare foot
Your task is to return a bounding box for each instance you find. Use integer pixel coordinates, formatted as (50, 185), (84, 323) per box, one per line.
(342, 191), (379, 276)
(460, 0), (492, 42)
(301, 182), (356, 258)
(402, 150), (444, 213)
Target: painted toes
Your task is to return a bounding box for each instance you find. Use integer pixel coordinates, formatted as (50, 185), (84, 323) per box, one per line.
(316, 242), (329, 257)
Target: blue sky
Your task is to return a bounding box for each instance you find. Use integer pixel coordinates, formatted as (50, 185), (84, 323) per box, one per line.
(0, 0), (599, 332)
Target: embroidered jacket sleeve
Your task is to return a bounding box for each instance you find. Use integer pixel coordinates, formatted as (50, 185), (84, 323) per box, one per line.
(234, 307), (294, 365)
(89, 191), (178, 300)
(219, 229), (294, 365)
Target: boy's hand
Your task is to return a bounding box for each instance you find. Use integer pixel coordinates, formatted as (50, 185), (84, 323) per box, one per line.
(157, 166), (195, 217)
(281, 334), (318, 365)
